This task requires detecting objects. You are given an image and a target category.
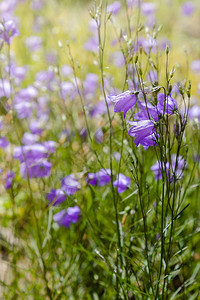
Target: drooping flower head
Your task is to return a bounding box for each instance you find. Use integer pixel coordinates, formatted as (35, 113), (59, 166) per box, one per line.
(108, 90), (137, 118)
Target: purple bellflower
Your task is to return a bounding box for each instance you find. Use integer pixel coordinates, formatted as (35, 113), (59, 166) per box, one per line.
(170, 154), (187, 181)
(61, 175), (81, 195)
(86, 172), (97, 186)
(0, 79), (12, 98)
(47, 189), (66, 206)
(190, 60), (200, 73)
(113, 173), (131, 193)
(0, 137), (9, 148)
(0, 20), (19, 44)
(181, 1), (195, 16)
(108, 90), (137, 118)
(13, 143), (48, 164)
(25, 36), (42, 51)
(188, 105), (200, 122)
(134, 101), (159, 122)
(151, 160), (170, 180)
(87, 169), (111, 186)
(22, 132), (39, 145)
(53, 206), (81, 228)
(83, 73), (98, 98)
(107, 1), (122, 15)
(5, 171), (15, 189)
(141, 2), (156, 16)
(95, 128), (103, 144)
(138, 133), (158, 149)
(151, 155), (186, 182)
(20, 160), (52, 179)
(128, 119), (156, 147)
(157, 93), (178, 115)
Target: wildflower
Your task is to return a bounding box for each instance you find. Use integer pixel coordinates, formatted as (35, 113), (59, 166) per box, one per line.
(13, 143), (48, 163)
(0, 20), (19, 44)
(43, 141), (58, 154)
(113, 173), (130, 193)
(141, 2), (156, 16)
(107, 1), (122, 15)
(25, 36), (42, 51)
(113, 152), (121, 162)
(29, 119), (45, 135)
(0, 136), (9, 148)
(108, 90), (137, 118)
(95, 128), (103, 144)
(134, 101), (159, 121)
(128, 119), (156, 147)
(86, 169), (111, 186)
(53, 206), (81, 228)
(157, 93), (177, 115)
(190, 60), (200, 73)
(61, 175), (81, 195)
(31, 0), (45, 11)
(151, 160), (169, 180)
(0, 79), (12, 98)
(20, 160), (52, 179)
(47, 189), (66, 206)
(5, 171), (15, 189)
(59, 81), (75, 100)
(60, 64), (73, 78)
(139, 133), (158, 149)
(5, 63), (27, 85)
(110, 51), (125, 67)
(84, 35), (99, 53)
(83, 73), (98, 98)
(170, 154), (187, 181)
(188, 105), (200, 122)
(87, 172), (97, 186)
(151, 155), (186, 182)
(147, 70), (158, 83)
(181, 1), (195, 16)
(22, 132), (39, 145)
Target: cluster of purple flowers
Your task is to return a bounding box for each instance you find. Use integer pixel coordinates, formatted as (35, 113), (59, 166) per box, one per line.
(13, 140), (57, 179)
(86, 169), (130, 193)
(109, 90), (178, 149)
(47, 174), (81, 228)
(151, 155), (187, 182)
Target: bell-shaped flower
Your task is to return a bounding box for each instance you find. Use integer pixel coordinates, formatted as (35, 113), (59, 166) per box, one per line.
(113, 173), (130, 193)
(128, 119), (156, 147)
(53, 206), (81, 228)
(108, 90), (137, 118)
(157, 93), (177, 115)
(47, 189), (66, 206)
